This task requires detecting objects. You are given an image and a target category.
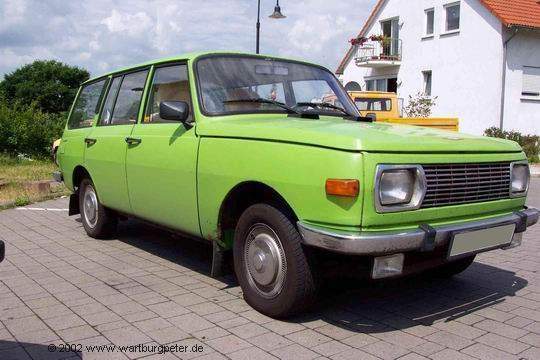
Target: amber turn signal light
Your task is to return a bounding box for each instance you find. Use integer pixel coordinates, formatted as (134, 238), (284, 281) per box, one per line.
(325, 179), (359, 197)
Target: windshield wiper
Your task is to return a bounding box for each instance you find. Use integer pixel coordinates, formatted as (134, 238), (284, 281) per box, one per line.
(295, 102), (372, 122)
(222, 98), (319, 119)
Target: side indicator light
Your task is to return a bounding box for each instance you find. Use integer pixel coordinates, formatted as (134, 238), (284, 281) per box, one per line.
(325, 179), (359, 197)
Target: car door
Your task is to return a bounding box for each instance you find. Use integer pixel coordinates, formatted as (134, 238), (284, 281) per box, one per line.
(125, 63), (200, 236)
(59, 78), (108, 191)
(84, 69), (149, 213)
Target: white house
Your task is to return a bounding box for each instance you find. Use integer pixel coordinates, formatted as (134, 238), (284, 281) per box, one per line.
(336, 0), (540, 135)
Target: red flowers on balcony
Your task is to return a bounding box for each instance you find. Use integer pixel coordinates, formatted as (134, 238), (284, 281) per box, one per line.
(349, 34), (388, 46)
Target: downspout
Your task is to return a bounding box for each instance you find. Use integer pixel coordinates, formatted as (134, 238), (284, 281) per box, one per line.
(499, 27), (519, 130)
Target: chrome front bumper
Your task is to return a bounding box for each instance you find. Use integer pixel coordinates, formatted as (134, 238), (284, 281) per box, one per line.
(297, 208), (539, 255)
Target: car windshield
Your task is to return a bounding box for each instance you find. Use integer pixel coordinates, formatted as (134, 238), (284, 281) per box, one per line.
(196, 55), (359, 117)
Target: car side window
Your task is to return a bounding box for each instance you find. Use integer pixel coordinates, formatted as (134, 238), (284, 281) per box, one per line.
(144, 64), (192, 123)
(99, 76), (122, 126)
(68, 79), (107, 129)
(110, 70), (149, 125)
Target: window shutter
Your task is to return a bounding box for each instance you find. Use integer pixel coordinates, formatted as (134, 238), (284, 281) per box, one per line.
(522, 66), (540, 96)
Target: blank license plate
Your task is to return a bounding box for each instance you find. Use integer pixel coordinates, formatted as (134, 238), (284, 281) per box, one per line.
(448, 224), (515, 259)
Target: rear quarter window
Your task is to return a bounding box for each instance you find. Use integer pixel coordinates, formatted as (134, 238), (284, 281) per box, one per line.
(68, 79), (107, 129)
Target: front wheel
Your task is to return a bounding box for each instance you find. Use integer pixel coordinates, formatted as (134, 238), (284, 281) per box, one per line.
(79, 178), (117, 239)
(233, 204), (316, 318)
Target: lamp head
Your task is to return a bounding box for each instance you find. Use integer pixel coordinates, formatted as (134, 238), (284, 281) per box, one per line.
(269, 1), (286, 19)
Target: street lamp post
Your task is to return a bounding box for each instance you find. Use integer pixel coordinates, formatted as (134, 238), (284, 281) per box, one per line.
(256, 0), (286, 54)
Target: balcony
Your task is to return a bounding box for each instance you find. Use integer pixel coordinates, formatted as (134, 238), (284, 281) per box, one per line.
(354, 37), (402, 68)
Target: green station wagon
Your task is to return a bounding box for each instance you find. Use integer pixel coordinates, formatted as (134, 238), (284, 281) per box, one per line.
(57, 52), (539, 318)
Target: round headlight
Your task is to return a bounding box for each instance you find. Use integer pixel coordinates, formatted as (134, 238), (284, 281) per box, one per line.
(511, 163), (530, 194)
(379, 169), (415, 205)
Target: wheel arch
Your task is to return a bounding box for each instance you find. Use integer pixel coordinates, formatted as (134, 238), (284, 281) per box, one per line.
(72, 165), (92, 191)
(217, 181), (298, 248)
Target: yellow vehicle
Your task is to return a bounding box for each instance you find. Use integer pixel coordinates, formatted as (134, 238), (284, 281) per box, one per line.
(52, 138), (61, 166)
(324, 91), (459, 132)
(349, 91), (459, 132)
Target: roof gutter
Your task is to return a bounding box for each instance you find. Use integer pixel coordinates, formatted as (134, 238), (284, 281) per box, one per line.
(499, 27), (519, 130)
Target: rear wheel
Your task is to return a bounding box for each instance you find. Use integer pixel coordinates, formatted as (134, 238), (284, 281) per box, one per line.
(233, 204), (316, 318)
(79, 178), (117, 239)
(434, 255), (476, 278)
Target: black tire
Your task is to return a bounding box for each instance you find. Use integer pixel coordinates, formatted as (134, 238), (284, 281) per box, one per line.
(79, 178), (117, 239)
(434, 255), (476, 278)
(233, 204), (316, 318)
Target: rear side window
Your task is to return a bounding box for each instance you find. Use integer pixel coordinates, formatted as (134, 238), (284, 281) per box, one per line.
(100, 76), (122, 125)
(111, 70), (148, 125)
(68, 79), (107, 129)
(99, 70), (149, 126)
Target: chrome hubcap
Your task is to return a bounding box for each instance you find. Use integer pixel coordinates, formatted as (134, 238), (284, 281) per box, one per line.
(83, 185), (98, 228)
(244, 223), (286, 299)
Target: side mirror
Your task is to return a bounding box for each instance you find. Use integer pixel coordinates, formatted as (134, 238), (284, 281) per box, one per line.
(159, 101), (190, 123)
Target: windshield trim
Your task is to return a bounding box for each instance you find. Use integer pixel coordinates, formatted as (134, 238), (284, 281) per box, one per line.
(193, 53), (359, 118)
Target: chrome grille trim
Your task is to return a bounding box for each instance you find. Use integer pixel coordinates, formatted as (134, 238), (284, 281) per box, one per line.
(421, 162), (511, 208)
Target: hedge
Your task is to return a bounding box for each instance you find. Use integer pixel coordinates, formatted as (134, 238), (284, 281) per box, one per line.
(484, 127), (539, 163)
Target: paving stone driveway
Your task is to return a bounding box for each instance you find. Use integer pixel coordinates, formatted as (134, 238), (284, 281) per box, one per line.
(0, 180), (539, 360)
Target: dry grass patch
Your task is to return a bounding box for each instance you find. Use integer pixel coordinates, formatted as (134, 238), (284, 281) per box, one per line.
(0, 155), (69, 208)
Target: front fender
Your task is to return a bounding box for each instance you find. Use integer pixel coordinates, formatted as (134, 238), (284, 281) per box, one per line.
(197, 137), (364, 240)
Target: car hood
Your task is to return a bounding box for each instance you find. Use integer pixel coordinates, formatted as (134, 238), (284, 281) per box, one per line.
(196, 115), (522, 153)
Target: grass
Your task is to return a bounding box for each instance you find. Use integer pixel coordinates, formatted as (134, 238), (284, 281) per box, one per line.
(0, 154), (69, 209)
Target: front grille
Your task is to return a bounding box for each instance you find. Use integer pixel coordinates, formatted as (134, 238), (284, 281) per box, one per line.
(421, 162), (511, 208)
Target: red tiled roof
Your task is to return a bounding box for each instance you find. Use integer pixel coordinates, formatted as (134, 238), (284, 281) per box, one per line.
(336, 0), (540, 74)
(479, 0), (540, 29)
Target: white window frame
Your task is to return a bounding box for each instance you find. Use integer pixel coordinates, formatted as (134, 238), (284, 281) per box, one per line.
(522, 66), (540, 101)
(365, 79), (387, 92)
(424, 8), (435, 38)
(443, 2), (460, 35)
(364, 76), (396, 92)
(422, 70), (433, 96)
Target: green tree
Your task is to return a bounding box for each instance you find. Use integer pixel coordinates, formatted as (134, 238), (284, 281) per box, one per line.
(0, 60), (89, 113)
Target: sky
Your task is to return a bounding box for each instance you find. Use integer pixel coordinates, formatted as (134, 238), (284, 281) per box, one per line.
(0, 0), (375, 78)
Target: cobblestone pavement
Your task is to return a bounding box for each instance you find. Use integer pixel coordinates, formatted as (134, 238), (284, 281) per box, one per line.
(0, 182), (539, 360)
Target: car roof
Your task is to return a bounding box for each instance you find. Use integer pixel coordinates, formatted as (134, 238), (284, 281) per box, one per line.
(82, 51), (324, 85)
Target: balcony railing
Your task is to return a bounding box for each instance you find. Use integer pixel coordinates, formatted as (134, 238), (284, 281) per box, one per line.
(354, 37), (402, 67)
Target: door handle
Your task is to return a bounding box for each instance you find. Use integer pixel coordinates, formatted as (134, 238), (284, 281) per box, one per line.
(84, 138), (97, 145)
(125, 137), (142, 145)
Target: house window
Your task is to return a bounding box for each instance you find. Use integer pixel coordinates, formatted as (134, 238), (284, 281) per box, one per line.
(365, 80), (373, 91)
(444, 3), (460, 32)
(423, 71), (432, 96)
(522, 66), (540, 98)
(365, 79), (388, 92)
(366, 78), (398, 93)
(425, 9), (434, 35)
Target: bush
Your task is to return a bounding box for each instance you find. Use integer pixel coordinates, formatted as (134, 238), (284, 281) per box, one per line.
(484, 127), (540, 163)
(0, 98), (66, 158)
(404, 92), (438, 118)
